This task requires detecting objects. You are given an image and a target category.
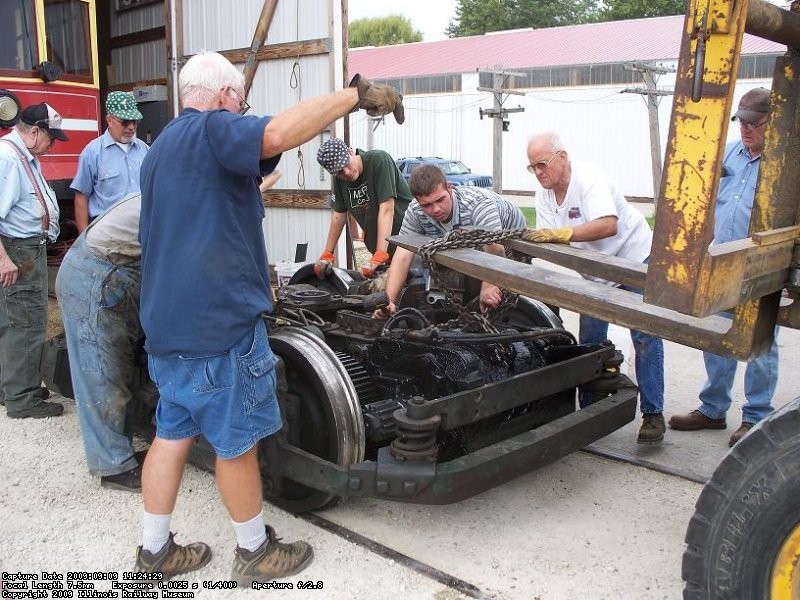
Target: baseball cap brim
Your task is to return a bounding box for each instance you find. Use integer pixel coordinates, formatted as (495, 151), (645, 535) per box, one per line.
(731, 108), (766, 123)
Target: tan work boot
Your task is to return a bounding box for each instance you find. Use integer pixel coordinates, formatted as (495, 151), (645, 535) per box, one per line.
(231, 525), (313, 584)
(133, 532), (212, 579)
(637, 413), (666, 444)
(668, 410), (726, 430)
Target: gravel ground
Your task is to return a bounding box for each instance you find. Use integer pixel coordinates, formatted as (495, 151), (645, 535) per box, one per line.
(0, 401), (454, 599)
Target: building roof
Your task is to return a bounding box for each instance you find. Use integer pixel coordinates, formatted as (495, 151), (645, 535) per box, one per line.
(349, 15), (785, 79)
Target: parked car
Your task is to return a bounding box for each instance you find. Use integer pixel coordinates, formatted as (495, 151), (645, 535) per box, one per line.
(395, 157), (493, 188)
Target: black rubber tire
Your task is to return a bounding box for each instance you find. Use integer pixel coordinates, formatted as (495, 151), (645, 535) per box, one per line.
(682, 397), (800, 599)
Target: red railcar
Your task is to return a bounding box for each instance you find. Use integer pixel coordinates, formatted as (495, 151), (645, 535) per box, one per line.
(0, 0), (100, 214)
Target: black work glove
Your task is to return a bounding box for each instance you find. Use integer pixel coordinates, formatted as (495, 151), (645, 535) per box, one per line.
(349, 74), (405, 124)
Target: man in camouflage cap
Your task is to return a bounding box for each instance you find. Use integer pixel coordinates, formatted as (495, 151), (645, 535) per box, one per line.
(71, 91), (149, 232)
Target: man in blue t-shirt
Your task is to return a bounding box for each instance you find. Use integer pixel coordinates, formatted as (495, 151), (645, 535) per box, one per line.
(134, 51), (403, 582)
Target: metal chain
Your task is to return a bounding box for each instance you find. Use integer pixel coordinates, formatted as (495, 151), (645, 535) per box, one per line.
(418, 228), (527, 338)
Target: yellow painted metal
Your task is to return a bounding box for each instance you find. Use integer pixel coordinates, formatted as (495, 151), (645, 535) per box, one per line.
(646, 0), (750, 314)
(770, 522), (800, 600)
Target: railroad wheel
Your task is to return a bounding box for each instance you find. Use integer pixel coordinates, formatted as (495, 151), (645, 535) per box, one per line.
(682, 397), (800, 599)
(264, 327), (365, 514)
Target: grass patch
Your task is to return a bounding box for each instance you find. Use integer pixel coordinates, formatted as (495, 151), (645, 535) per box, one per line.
(646, 215), (655, 230)
(521, 207), (536, 227)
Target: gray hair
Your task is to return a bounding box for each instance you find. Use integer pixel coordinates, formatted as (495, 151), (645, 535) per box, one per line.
(528, 132), (565, 153)
(179, 51), (244, 105)
(15, 122), (34, 134)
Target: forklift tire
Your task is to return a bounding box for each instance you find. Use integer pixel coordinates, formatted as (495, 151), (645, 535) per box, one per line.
(681, 397), (800, 600)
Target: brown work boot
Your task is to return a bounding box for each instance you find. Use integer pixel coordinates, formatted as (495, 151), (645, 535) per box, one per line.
(668, 410), (726, 431)
(729, 422), (754, 447)
(231, 525), (313, 584)
(637, 413), (666, 444)
(133, 533), (212, 579)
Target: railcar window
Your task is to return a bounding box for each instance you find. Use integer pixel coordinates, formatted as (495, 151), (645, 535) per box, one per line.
(44, 0), (93, 81)
(0, 0), (38, 73)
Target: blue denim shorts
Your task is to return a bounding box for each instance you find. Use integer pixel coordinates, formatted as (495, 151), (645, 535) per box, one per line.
(148, 318), (282, 459)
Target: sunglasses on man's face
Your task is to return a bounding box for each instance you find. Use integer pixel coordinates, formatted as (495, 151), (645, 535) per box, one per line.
(111, 116), (138, 127)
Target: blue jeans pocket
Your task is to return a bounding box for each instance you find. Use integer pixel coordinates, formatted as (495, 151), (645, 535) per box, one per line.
(180, 353), (233, 393)
(242, 354), (277, 414)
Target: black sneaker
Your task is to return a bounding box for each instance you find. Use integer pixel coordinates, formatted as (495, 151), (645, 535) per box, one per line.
(133, 533), (212, 579)
(101, 464), (142, 492)
(7, 400), (64, 419)
(231, 525), (313, 584)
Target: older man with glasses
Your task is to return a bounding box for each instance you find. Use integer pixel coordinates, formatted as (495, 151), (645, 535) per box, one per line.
(71, 91), (149, 233)
(524, 131), (665, 444)
(0, 102), (68, 419)
(669, 87), (779, 447)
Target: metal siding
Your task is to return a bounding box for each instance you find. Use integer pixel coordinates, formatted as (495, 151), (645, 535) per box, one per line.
(182, 0), (329, 54)
(111, 3), (164, 37)
(175, 0), (341, 264)
(111, 39), (167, 84)
(262, 207), (332, 264)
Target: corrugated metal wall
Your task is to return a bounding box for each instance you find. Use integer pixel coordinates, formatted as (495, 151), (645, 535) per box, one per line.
(180, 0), (342, 264)
(108, 2), (166, 85)
(350, 69), (773, 199)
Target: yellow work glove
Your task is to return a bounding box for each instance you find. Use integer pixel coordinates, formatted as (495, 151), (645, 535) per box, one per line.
(522, 227), (573, 244)
(349, 74), (405, 124)
(314, 250), (335, 279)
(360, 250), (390, 279)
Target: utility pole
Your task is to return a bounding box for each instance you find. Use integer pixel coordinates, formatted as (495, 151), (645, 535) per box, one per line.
(622, 62), (675, 208)
(477, 68), (525, 194)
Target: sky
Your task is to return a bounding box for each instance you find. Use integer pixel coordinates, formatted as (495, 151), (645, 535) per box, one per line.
(347, 0), (459, 42)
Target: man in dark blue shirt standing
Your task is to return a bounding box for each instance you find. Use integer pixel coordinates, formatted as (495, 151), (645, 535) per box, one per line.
(669, 87), (779, 447)
(134, 51), (403, 582)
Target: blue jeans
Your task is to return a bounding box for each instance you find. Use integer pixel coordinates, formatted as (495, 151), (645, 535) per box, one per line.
(699, 329), (778, 424)
(149, 318), (281, 459)
(56, 236), (142, 476)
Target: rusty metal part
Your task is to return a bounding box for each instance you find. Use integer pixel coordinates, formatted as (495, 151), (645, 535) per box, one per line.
(417, 228), (526, 336)
(746, 0), (800, 47)
(271, 389), (637, 505)
(646, 0), (800, 323)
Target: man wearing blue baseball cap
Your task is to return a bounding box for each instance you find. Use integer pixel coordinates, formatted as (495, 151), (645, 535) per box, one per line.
(71, 91), (149, 232)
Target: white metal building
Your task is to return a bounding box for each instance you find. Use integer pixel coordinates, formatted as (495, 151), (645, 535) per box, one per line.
(348, 15), (783, 199)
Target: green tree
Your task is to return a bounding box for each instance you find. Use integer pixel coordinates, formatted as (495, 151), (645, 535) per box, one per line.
(349, 15), (423, 48)
(596, 0), (687, 21)
(446, 0), (599, 37)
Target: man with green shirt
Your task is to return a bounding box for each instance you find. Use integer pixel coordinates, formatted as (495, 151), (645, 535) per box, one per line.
(315, 138), (411, 278)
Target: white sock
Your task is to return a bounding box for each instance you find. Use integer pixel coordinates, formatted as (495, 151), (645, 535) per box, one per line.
(142, 512), (172, 554)
(231, 510), (267, 551)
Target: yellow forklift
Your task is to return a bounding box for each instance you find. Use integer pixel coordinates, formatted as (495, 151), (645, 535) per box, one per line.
(392, 0), (800, 597)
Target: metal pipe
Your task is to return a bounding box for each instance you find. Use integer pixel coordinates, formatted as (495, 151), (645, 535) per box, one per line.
(746, 0), (800, 48)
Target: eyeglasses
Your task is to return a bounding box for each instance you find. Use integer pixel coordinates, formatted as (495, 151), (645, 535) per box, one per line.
(734, 117), (768, 131)
(527, 150), (561, 173)
(111, 116), (138, 127)
(229, 88), (250, 115)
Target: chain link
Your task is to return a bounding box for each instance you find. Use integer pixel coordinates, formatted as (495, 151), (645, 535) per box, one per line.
(418, 228), (527, 340)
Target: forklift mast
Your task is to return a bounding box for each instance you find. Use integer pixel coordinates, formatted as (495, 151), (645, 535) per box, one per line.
(394, 0), (800, 362)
